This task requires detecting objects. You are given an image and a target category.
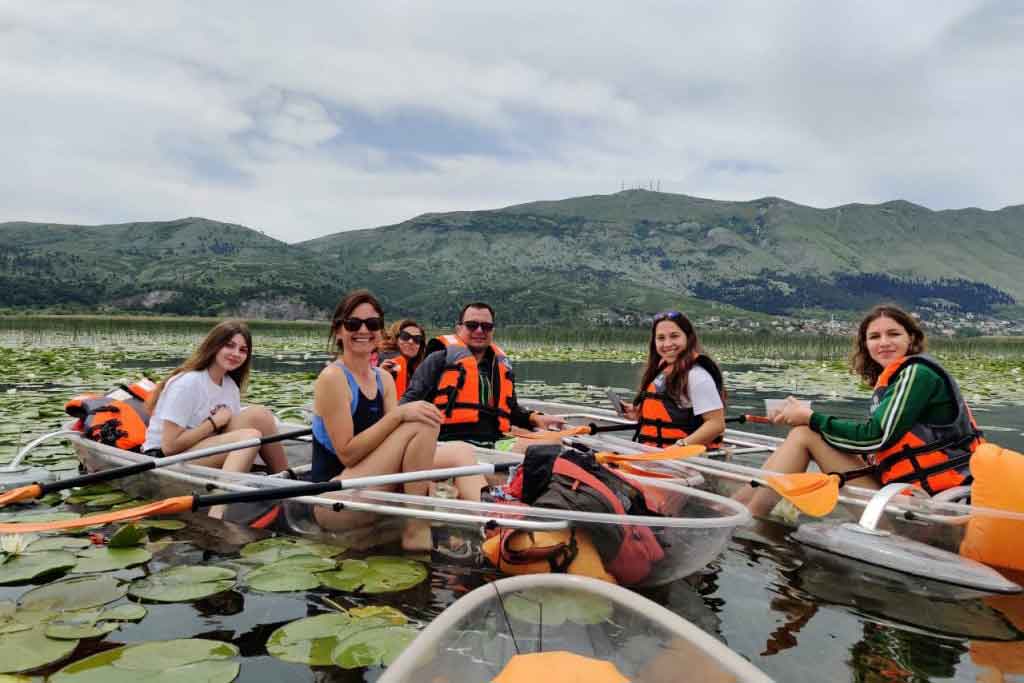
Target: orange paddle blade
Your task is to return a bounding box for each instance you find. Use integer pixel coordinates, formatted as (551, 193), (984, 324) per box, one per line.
(493, 651), (629, 683)
(515, 425), (592, 441)
(595, 443), (706, 465)
(0, 484), (43, 507)
(762, 472), (840, 517)
(0, 495), (195, 533)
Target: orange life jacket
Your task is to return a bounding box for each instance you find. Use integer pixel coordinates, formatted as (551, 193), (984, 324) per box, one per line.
(870, 354), (983, 495)
(635, 355), (724, 448)
(429, 334), (514, 433)
(390, 354), (411, 398)
(64, 379), (156, 451)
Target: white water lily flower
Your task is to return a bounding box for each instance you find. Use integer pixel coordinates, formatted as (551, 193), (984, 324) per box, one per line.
(0, 533), (37, 555)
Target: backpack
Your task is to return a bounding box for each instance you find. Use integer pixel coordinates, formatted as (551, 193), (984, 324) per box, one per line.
(504, 444), (666, 585)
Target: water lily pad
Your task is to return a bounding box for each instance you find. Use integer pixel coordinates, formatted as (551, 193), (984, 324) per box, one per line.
(72, 547), (151, 573)
(0, 511), (79, 524)
(129, 565), (236, 603)
(347, 605), (408, 624)
(84, 493), (132, 508)
(266, 613), (383, 666)
(318, 556), (428, 594)
(332, 625), (417, 669)
(503, 588), (614, 625)
(100, 603), (146, 621)
(49, 638), (239, 683)
(0, 551), (77, 585)
(26, 537), (91, 552)
(20, 574), (129, 611)
(243, 555), (336, 593)
(134, 520), (186, 531)
(108, 524), (148, 548)
(239, 537), (346, 563)
(45, 620), (119, 639)
(0, 625), (78, 673)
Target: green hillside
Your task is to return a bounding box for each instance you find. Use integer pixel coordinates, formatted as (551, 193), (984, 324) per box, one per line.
(2, 191), (1022, 323)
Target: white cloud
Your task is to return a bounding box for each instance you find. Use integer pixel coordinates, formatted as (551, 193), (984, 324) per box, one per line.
(1, 1), (1022, 242)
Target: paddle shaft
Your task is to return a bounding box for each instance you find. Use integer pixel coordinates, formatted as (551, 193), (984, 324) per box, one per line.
(190, 461), (515, 510)
(725, 414), (772, 425)
(36, 427), (312, 495)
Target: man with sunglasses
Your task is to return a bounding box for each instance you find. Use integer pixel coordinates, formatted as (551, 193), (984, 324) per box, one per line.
(400, 302), (564, 447)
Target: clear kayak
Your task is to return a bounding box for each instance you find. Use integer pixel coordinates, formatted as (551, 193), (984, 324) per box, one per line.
(380, 574), (774, 683)
(520, 400), (1024, 595)
(68, 422), (751, 586)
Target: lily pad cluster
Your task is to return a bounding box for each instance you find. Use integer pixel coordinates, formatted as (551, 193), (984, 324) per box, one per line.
(0, 574), (143, 674)
(129, 565), (237, 603)
(0, 527), (155, 585)
(49, 638), (240, 683)
(266, 610), (417, 669)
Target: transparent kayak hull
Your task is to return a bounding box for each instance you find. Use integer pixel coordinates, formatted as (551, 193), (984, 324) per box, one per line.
(70, 423), (750, 585)
(380, 574), (773, 683)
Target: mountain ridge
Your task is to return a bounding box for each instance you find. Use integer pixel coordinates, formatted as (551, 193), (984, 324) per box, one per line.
(3, 190), (1022, 323)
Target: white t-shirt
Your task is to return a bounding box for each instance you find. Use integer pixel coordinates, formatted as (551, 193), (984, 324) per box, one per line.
(675, 365), (724, 415)
(142, 370), (241, 452)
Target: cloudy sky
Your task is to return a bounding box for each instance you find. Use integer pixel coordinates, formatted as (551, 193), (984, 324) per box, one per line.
(2, 1), (1022, 242)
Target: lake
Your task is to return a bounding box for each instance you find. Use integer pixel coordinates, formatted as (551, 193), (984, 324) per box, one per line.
(1, 318), (1023, 681)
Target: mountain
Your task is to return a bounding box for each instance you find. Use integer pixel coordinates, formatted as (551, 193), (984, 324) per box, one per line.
(2, 191), (1022, 322)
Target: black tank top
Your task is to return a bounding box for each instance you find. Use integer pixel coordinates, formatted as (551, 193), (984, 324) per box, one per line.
(312, 369), (385, 482)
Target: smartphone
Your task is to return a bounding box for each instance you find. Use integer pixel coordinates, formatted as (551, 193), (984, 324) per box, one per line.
(606, 389), (627, 417)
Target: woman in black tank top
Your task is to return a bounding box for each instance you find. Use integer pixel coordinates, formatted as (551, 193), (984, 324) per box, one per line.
(311, 291), (487, 551)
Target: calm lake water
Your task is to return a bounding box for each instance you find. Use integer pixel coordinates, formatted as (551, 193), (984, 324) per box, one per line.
(2, 325), (1023, 682)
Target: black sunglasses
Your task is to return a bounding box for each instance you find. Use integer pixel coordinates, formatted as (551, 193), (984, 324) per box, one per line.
(653, 310), (683, 323)
(460, 321), (495, 332)
(340, 316), (384, 332)
(398, 330), (424, 344)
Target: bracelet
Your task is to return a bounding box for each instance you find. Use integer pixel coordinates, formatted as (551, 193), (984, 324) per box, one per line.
(206, 416), (219, 433)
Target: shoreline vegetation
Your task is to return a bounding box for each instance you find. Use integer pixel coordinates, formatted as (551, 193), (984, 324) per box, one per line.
(1, 313), (1022, 363)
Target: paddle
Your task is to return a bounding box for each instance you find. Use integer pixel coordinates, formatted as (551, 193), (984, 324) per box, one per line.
(0, 427), (313, 508)
(592, 443), (708, 478)
(0, 461), (517, 533)
(758, 464), (877, 516)
(514, 422), (640, 442)
(726, 414), (772, 424)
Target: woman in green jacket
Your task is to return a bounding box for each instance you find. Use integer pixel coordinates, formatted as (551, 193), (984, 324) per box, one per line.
(737, 304), (980, 516)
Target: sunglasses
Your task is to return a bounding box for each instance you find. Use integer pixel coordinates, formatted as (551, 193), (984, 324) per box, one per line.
(460, 321), (495, 332)
(653, 310), (684, 323)
(339, 316), (384, 332)
(398, 331), (424, 344)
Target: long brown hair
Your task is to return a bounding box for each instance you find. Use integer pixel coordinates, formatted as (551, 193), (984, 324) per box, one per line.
(392, 318), (426, 369)
(851, 304), (927, 385)
(634, 311), (725, 406)
(327, 289), (384, 355)
(146, 320), (253, 411)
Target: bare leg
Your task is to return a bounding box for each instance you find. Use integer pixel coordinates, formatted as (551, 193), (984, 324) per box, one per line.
(185, 427), (262, 518)
(434, 441), (485, 502)
(227, 406), (289, 473)
(736, 426), (878, 517)
(313, 421), (439, 531)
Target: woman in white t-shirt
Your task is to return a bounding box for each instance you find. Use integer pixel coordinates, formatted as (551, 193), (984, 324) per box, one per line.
(142, 321), (288, 499)
(624, 310), (726, 448)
